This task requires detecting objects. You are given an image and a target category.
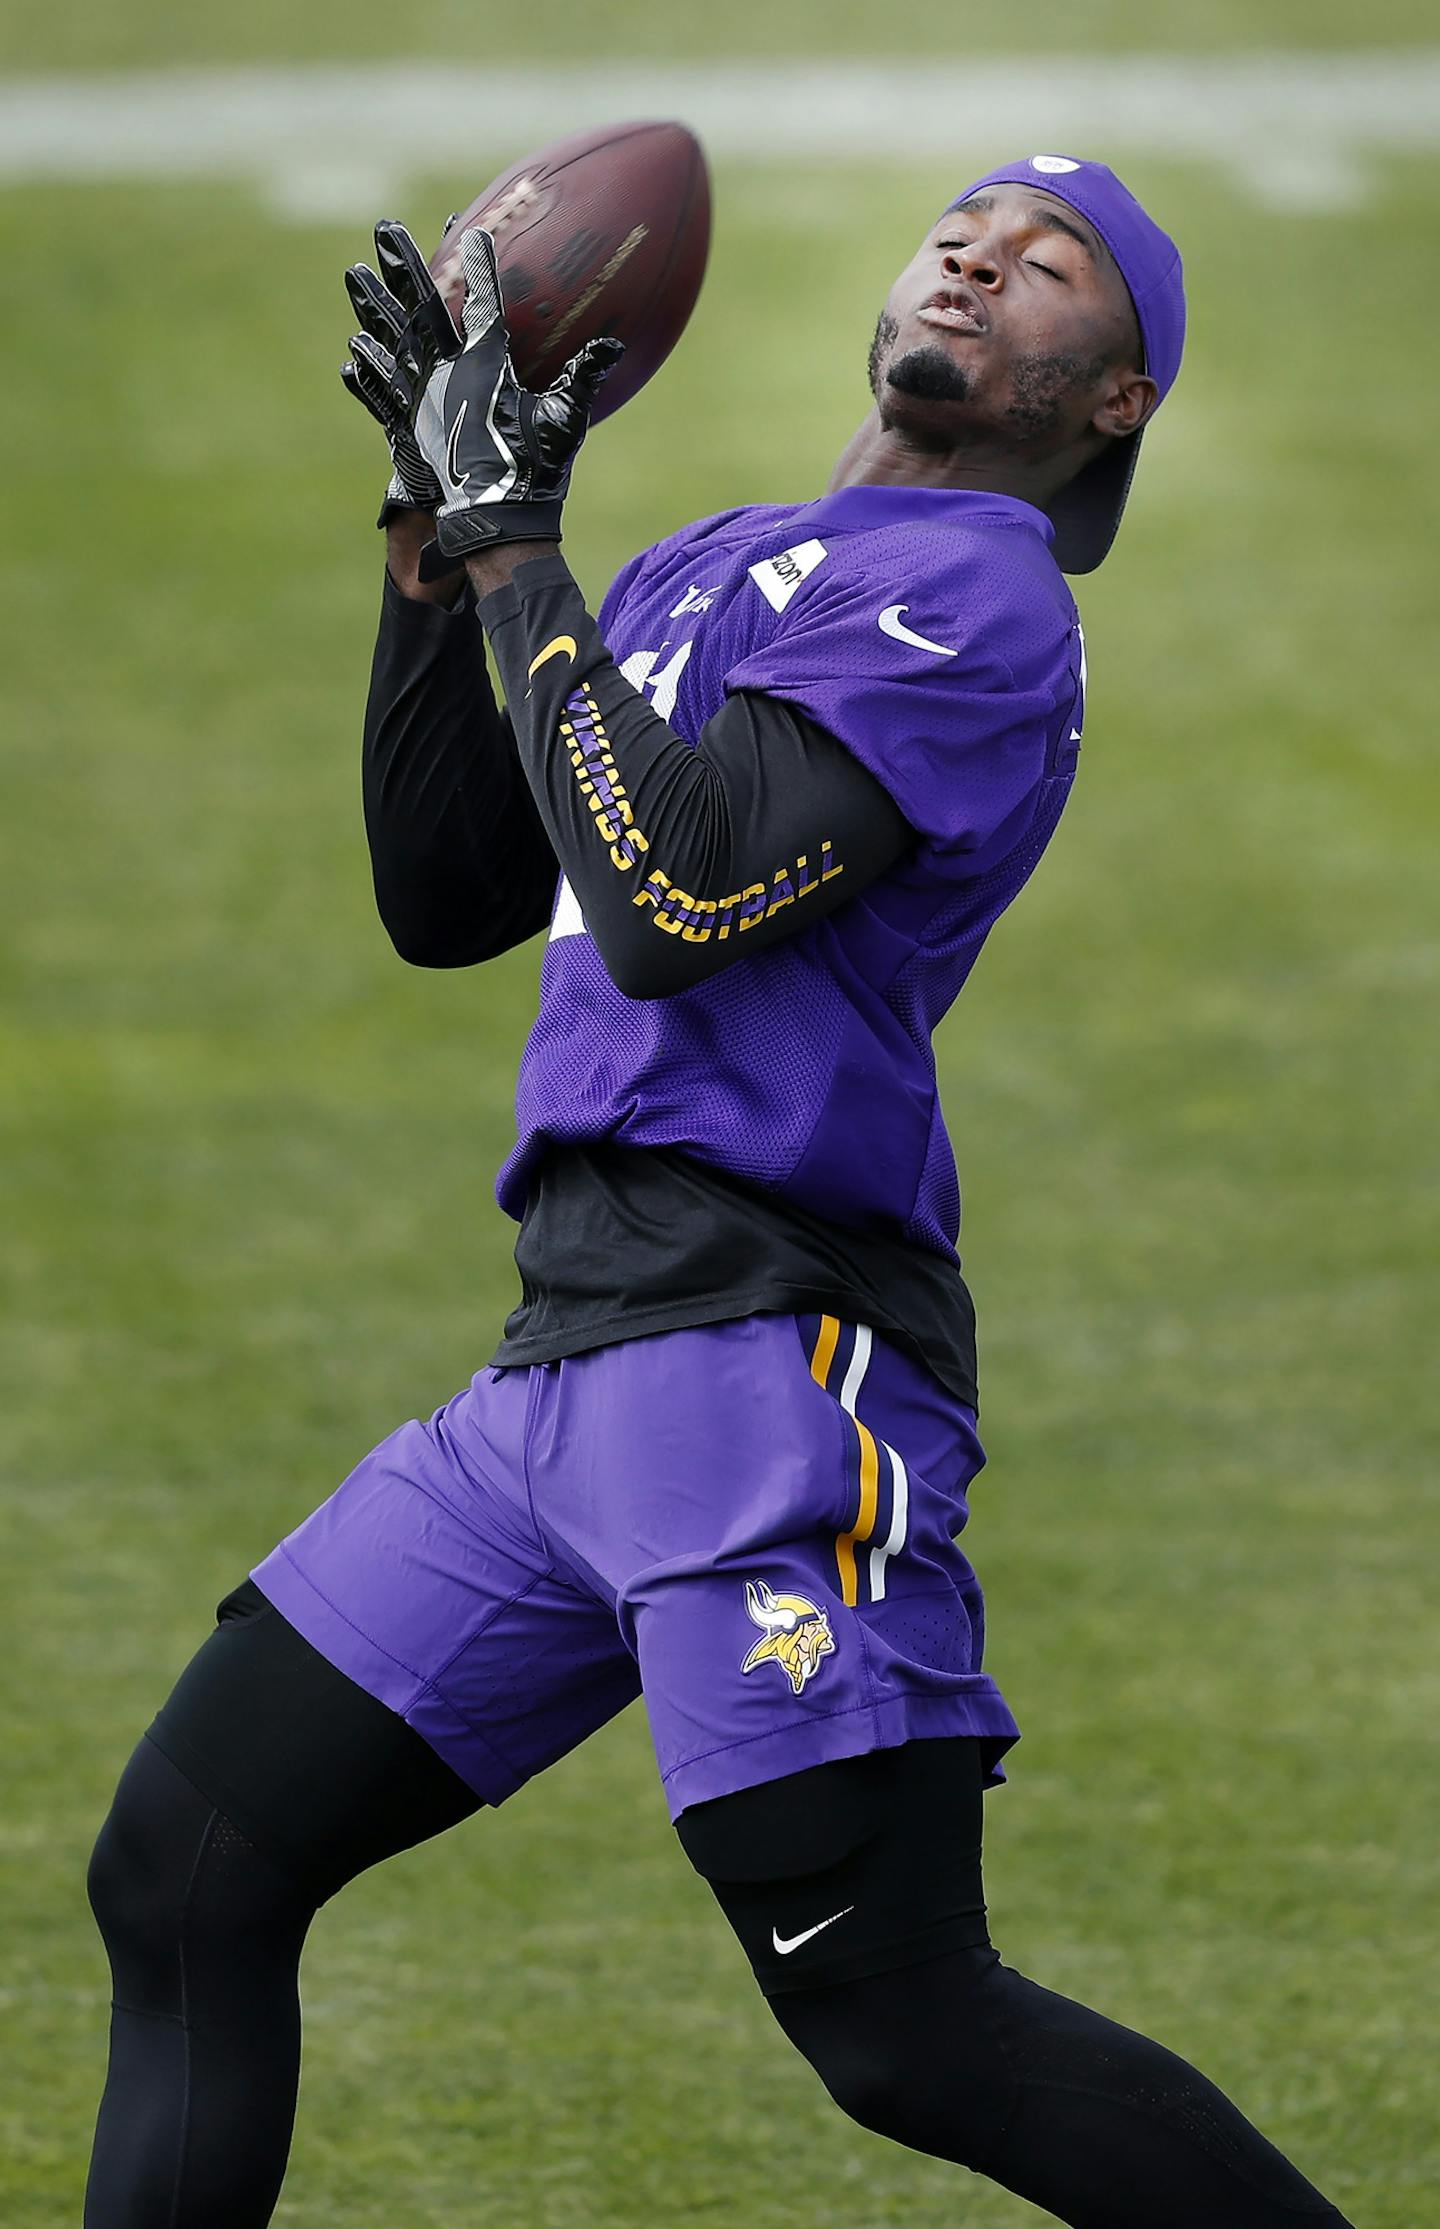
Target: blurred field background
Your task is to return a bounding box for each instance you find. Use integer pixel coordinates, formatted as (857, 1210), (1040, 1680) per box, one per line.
(3, 1), (1438, 2223)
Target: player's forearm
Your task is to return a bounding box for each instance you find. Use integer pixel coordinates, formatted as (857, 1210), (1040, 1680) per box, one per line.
(477, 552), (911, 998)
(384, 513), (466, 605)
(363, 568), (557, 966)
(465, 543), (561, 599)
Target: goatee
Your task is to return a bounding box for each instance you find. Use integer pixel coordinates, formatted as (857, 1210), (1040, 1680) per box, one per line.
(885, 344), (972, 406)
(868, 313), (971, 411)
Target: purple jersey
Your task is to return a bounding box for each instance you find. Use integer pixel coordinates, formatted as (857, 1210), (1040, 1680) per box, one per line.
(496, 484), (1084, 1260)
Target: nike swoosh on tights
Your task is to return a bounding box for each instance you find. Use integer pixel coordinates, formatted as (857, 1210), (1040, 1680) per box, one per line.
(772, 1907), (855, 1956)
(878, 604), (957, 656)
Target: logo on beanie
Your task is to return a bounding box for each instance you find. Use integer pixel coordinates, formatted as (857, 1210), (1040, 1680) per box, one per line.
(1030, 155), (1081, 174)
(741, 1578), (836, 1696)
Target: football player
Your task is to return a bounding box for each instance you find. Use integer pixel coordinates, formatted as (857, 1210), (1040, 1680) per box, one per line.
(85, 158), (1357, 2226)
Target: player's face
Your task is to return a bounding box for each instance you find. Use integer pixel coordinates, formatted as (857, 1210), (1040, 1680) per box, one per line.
(870, 184), (1147, 457)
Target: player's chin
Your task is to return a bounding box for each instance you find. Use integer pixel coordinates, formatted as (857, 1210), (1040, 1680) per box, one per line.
(876, 347), (988, 443)
(883, 342), (975, 410)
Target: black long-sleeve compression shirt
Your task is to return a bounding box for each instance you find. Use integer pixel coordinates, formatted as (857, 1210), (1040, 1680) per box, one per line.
(362, 554), (912, 994)
(361, 572), (557, 966)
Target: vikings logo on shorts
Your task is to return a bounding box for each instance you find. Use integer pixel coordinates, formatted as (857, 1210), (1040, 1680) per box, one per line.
(740, 1578), (836, 1696)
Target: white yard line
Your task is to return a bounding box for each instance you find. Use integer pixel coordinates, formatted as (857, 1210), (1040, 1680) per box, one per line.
(0, 53), (1437, 214)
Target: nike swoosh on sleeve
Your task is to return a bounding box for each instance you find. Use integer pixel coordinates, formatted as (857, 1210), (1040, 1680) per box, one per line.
(878, 605), (957, 657)
(527, 635), (579, 681)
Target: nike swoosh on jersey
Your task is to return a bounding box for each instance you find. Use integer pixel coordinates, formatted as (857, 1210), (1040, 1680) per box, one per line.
(772, 1907), (855, 1956)
(878, 604), (957, 657)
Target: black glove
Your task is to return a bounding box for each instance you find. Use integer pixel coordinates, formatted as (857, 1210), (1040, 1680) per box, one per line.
(340, 217), (464, 526)
(402, 226), (623, 575)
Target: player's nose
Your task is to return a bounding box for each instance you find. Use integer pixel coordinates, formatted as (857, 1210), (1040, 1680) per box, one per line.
(943, 241), (1002, 291)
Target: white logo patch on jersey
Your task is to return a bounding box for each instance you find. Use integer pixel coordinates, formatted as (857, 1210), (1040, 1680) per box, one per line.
(749, 538), (827, 613)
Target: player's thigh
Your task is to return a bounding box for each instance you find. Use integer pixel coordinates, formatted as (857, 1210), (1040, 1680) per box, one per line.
(249, 1368), (642, 1823)
(145, 1579), (484, 1901)
(676, 1734), (991, 1997)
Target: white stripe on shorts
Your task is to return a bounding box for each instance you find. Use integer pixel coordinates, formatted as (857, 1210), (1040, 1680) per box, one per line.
(869, 1440), (909, 1602)
(838, 1321), (872, 1414)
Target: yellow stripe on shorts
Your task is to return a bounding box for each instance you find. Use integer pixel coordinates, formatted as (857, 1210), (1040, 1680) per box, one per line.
(809, 1312), (841, 1391)
(809, 1318), (888, 1607)
(832, 1323), (881, 1607)
(835, 1413), (881, 1607)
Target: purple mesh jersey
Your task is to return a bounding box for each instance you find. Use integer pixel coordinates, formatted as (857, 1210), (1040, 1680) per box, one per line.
(496, 484), (1085, 1260)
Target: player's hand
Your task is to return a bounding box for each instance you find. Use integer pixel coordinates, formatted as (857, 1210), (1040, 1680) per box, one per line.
(340, 218), (464, 524)
(403, 227), (623, 574)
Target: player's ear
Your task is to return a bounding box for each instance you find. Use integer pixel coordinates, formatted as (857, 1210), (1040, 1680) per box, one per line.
(1092, 370), (1158, 442)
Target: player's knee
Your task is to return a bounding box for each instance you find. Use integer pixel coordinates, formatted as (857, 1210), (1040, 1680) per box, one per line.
(797, 2013), (912, 2139)
(88, 1757), (182, 1964)
(88, 1734), (296, 1974)
(772, 1947), (1020, 2171)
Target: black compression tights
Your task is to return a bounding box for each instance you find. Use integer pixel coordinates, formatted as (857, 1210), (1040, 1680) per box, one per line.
(86, 1738), (310, 2229)
(772, 1952), (1352, 2227)
(86, 1589), (1354, 2227)
(85, 1585), (481, 2229)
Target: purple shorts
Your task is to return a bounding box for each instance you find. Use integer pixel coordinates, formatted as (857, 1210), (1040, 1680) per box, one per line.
(253, 1312), (1019, 1818)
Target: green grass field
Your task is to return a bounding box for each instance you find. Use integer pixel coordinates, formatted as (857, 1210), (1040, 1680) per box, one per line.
(4, 0), (1438, 72)
(3, 9), (1438, 2223)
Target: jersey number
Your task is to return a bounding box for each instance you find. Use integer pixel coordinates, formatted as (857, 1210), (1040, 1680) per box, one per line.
(618, 640), (694, 722)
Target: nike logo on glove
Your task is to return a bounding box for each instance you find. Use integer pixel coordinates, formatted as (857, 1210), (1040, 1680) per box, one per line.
(446, 396), (471, 492)
(772, 1907), (855, 1956)
(878, 604), (956, 657)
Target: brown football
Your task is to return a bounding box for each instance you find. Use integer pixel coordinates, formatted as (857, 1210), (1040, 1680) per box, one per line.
(429, 121), (711, 424)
